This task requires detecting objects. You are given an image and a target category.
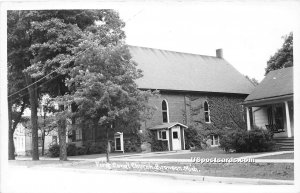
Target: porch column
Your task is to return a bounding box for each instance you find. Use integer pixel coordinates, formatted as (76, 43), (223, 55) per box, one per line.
(284, 101), (292, 138)
(246, 107), (251, 131)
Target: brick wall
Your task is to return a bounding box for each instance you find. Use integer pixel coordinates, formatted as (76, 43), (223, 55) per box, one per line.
(80, 91), (248, 152)
(141, 91), (248, 130)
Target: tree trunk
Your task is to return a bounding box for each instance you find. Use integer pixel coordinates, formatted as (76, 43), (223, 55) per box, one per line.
(106, 125), (110, 162)
(8, 100), (26, 160)
(26, 78), (39, 160)
(57, 81), (68, 161)
(42, 111), (46, 156)
(8, 101), (15, 160)
(41, 130), (45, 156)
(58, 116), (67, 161)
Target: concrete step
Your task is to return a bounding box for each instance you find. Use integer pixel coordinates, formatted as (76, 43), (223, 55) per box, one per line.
(274, 137), (294, 151)
(279, 147), (294, 151)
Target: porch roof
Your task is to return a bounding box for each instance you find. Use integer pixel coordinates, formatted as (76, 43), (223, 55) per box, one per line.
(149, 122), (188, 130)
(243, 67), (293, 106)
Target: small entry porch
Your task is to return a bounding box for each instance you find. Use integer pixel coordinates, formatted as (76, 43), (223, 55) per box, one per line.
(149, 122), (187, 151)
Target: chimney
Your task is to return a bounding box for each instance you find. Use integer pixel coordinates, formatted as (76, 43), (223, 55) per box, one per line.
(216, 49), (223, 58)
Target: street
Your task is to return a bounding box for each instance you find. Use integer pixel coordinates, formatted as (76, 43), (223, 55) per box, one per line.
(3, 165), (295, 193)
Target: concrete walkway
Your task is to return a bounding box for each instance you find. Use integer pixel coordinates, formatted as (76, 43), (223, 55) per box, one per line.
(239, 151), (293, 159)
(15, 150), (294, 163)
(238, 151), (294, 163)
(92, 150), (294, 163)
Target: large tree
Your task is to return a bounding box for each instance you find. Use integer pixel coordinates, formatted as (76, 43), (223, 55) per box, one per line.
(265, 32), (293, 74)
(7, 10), (126, 160)
(8, 11), (34, 159)
(61, 35), (156, 161)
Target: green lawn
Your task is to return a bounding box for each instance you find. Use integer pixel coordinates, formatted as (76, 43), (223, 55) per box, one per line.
(134, 150), (265, 159)
(256, 153), (294, 159)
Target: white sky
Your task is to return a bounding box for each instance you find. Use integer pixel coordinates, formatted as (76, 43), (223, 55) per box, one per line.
(116, 1), (300, 81)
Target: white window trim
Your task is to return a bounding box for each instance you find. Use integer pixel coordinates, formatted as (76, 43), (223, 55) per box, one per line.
(204, 101), (211, 123)
(210, 135), (220, 146)
(162, 99), (170, 123)
(114, 132), (124, 152)
(157, 130), (168, 141)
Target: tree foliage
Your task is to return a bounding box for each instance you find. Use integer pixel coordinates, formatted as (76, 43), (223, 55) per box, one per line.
(7, 10), (127, 160)
(265, 32), (293, 74)
(59, 38), (156, 158)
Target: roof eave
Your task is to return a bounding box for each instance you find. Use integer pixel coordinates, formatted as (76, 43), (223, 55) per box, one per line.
(242, 94), (293, 107)
(149, 122), (188, 130)
(138, 88), (251, 96)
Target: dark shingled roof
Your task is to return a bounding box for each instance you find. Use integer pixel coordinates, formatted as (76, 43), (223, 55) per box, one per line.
(245, 67), (293, 102)
(129, 46), (255, 94)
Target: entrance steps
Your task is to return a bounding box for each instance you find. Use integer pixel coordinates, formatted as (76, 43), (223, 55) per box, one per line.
(274, 137), (294, 151)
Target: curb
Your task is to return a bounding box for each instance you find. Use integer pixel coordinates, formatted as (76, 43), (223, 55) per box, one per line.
(10, 165), (294, 185)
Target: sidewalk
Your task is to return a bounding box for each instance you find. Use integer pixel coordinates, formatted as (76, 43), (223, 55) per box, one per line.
(93, 150), (294, 163)
(9, 164), (294, 185)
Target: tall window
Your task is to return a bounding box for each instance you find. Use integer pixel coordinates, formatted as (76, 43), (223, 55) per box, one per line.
(162, 100), (169, 123)
(76, 129), (82, 141)
(204, 101), (211, 123)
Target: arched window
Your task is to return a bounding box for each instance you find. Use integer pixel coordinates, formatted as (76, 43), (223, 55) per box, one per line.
(162, 100), (169, 123)
(204, 101), (211, 123)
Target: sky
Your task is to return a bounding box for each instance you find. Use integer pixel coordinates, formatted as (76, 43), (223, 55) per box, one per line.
(116, 1), (299, 81)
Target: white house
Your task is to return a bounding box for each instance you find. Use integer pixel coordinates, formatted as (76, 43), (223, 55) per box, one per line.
(243, 67), (293, 150)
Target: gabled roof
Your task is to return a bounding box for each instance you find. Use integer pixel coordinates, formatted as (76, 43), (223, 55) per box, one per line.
(149, 122), (188, 130)
(244, 67), (293, 103)
(129, 46), (255, 94)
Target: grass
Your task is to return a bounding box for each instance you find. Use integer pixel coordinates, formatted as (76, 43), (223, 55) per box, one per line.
(68, 152), (137, 159)
(9, 160), (81, 167)
(9, 149), (294, 181)
(135, 149), (265, 159)
(63, 160), (294, 180)
(15, 152), (137, 160)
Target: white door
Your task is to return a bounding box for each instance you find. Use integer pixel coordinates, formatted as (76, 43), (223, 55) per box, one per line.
(172, 126), (181, 150)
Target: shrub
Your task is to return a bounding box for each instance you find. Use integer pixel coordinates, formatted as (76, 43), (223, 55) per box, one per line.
(48, 144), (60, 157)
(77, 146), (88, 155)
(124, 136), (142, 153)
(140, 129), (169, 152)
(184, 126), (206, 150)
(67, 143), (77, 156)
(87, 142), (106, 154)
(219, 127), (275, 153)
(151, 140), (168, 151)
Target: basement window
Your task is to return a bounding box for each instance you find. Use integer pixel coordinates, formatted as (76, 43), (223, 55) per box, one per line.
(210, 135), (219, 146)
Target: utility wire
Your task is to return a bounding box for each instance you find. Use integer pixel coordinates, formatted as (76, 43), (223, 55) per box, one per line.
(8, 63), (68, 98)
(8, 73), (61, 103)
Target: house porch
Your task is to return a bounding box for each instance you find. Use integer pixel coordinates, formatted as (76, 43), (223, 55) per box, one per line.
(243, 96), (294, 139)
